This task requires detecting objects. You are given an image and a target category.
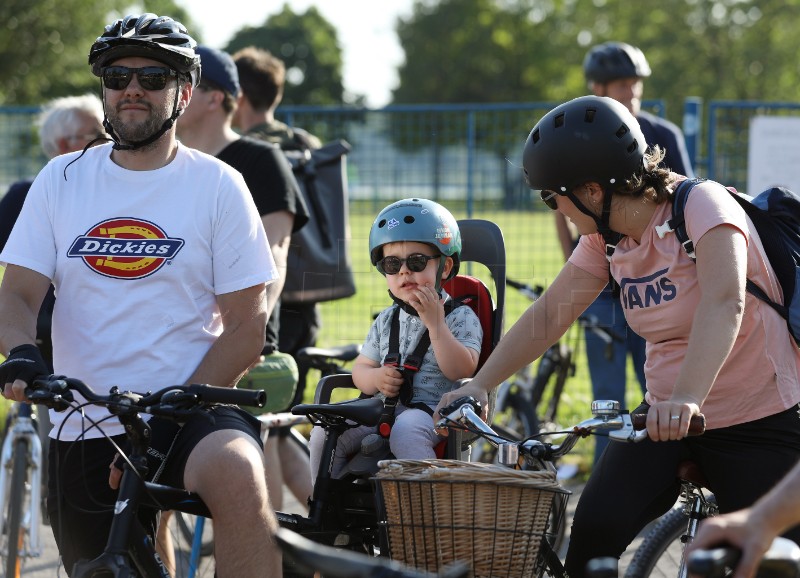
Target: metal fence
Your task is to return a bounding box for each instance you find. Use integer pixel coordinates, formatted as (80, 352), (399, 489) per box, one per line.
(2, 98), (799, 349)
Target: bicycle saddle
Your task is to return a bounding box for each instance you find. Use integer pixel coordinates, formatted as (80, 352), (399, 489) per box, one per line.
(292, 396), (385, 427)
(295, 344), (362, 363)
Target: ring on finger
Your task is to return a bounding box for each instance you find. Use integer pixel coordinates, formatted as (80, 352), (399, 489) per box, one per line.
(670, 415), (680, 420)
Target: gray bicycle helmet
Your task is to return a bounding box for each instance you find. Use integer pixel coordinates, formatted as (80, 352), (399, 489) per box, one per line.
(89, 13), (200, 87)
(522, 95), (646, 195)
(583, 42), (651, 84)
(369, 198), (461, 282)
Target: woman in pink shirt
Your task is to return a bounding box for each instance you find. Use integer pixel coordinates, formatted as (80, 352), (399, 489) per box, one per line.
(435, 95), (800, 578)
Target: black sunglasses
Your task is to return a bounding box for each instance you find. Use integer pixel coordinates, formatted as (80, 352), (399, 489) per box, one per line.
(378, 253), (439, 275)
(101, 66), (177, 91)
(540, 189), (559, 211)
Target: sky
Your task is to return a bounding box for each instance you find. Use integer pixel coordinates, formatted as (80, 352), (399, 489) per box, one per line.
(175, 0), (415, 107)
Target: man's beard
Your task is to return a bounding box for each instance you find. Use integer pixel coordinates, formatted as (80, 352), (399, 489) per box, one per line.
(106, 97), (173, 149)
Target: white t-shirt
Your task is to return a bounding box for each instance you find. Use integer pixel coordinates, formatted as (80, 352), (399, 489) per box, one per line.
(0, 143), (277, 439)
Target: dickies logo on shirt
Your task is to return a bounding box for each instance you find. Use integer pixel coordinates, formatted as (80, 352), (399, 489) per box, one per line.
(67, 218), (184, 279)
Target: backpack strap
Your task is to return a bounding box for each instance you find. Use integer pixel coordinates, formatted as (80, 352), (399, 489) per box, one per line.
(659, 178), (790, 324)
(654, 178), (706, 260)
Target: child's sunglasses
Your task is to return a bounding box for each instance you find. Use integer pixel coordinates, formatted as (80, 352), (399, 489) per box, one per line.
(540, 190), (559, 211)
(101, 66), (177, 91)
(378, 253), (439, 275)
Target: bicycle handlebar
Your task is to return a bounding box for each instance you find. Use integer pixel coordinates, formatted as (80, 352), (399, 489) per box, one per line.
(26, 375), (266, 418)
(436, 396), (705, 464)
(687, 537), (800, 578)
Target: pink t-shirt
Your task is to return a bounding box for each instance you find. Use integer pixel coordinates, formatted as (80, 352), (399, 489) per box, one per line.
(569, 179), (800, 429)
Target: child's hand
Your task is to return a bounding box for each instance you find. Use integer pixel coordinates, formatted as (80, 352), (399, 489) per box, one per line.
(375, 365), (404, 398)
(409, 283), (445, 329)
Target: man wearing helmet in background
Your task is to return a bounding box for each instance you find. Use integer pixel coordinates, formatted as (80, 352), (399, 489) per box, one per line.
(553, 41), (695, 466)
(307, 198), (482, 481)
(584, 41), (693, 178)
(436, 95), (800, 577)
(0, 13), (281, 577)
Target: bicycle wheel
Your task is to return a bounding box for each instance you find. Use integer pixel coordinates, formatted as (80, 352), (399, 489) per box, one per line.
(176, 512), (213, 558)
(530, 344), (573, 430)
(3, 439), (29, 578)
(473, 389), (538, 464)
(624, 506), (689, 578)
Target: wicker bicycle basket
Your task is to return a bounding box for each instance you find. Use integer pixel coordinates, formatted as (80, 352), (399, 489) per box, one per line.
(373, 459), (570, 578)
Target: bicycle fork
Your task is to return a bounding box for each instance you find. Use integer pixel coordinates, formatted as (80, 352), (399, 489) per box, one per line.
(0, 411), (43, 559)
(675, 482), (718, 578)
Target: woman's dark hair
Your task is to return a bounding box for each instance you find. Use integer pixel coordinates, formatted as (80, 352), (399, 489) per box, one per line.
(620, 145), (678, 204)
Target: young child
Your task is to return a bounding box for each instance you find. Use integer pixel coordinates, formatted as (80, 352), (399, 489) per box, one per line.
(308, 198), (483, 480)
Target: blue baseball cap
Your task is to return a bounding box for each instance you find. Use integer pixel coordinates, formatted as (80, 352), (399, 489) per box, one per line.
(196, 45), (240, 97)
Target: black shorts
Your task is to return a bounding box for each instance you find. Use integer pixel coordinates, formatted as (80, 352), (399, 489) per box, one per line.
(152, 405), (262, 488)
(47, 405), (262, 573)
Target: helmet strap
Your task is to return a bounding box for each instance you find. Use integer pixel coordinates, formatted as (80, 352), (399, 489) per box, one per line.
(434, 256), (448, 292)
(565, 188), (622, 258)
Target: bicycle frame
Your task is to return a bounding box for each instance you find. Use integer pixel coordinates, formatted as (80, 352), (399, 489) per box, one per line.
(71, 406), (211, 578)
(0, 402), (43, 566)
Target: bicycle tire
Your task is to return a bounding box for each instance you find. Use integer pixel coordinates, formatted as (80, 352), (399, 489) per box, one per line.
(624, 506), (692, 578)
(176, 512), (213, 558)
(4, 438), (29, 578)
(530, 344), (572, 429)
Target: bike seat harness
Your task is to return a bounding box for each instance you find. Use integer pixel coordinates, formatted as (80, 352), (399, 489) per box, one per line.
(379, 296), (472, 435)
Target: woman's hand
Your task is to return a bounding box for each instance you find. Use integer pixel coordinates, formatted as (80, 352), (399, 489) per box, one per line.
(646, 399), (701, 441)
(432, 378), (489, 433)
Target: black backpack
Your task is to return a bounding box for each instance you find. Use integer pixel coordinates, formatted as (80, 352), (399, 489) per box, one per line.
(281, 139), (356, 304)
(665, 178), (800, 346)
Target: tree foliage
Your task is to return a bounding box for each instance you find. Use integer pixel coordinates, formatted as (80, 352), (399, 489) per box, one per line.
(0, 0), (195, 105)
(224, 5), (345, 106)
(394, 0), (800, 125)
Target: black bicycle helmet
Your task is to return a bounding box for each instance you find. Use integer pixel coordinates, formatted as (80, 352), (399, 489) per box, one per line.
(583, 42), (651, 84)
(89, 13), (200, 86)
(522, 95), (646, 195)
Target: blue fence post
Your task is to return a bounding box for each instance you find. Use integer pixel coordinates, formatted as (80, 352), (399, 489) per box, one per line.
(466, 110), (476, 218)
(683, 97), (702, 176)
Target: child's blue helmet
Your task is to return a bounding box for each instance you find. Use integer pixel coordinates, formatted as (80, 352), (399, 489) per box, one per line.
(369, 198), (461, 282)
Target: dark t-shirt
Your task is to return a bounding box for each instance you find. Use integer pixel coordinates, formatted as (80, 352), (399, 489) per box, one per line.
(637, 110), (694, 178)
(0, 180), (32, 250)
(216, 137), (309, 350)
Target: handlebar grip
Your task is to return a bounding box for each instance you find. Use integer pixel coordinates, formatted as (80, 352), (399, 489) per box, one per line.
(687, 547), (740, 578)
(630, 412), (706, 435)
(186, 384), (266, 409)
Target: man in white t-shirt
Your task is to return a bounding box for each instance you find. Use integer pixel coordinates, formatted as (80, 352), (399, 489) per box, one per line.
(0, 13), (282, 577)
